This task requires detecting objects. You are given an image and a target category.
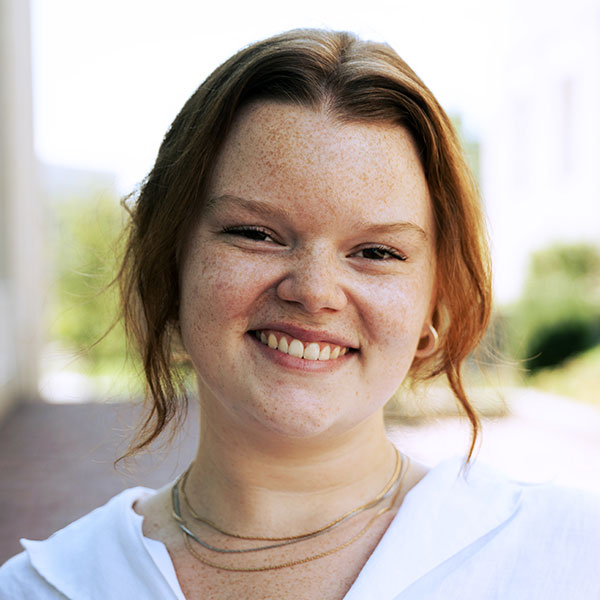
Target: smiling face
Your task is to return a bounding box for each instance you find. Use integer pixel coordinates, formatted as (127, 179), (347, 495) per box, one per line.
(179, 102), (436, 441)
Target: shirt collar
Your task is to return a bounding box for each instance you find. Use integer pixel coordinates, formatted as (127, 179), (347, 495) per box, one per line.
(23, 487), (180, 600)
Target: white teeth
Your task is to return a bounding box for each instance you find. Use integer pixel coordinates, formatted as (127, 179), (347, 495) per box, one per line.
(288, 339), (304, 358)
(278, 337), (289, 353)
(318, 346), (331, 361)
(255, 331), (350, 361)
(303, 343), (320, 361)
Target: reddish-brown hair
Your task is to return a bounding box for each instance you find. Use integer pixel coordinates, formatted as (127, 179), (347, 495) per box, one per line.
(118, 29), (491, 460)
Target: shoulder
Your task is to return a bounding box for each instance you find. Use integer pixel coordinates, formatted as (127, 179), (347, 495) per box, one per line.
(415, 457), (600, 565)
(362, 457), (600, 597)
(424, 457), (600, 528)
(462, 459), (600, 528)
(0, 487), (164, 600)
(513, 479), (600, 551)
(0, 552), (67, 599)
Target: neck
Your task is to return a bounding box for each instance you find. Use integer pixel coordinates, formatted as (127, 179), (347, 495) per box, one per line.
(185, 408), (397, 538)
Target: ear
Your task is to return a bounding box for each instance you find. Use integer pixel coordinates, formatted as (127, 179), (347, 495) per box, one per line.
(414, 324), (439, 358)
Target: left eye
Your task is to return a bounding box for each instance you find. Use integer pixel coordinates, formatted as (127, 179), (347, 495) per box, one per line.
(354, 246), (407, 261)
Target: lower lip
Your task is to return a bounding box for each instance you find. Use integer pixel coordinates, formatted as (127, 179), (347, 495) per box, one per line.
(248, 333), (355, 372)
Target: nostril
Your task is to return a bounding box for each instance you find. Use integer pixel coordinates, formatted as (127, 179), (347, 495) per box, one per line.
(275, 271), (347, 313)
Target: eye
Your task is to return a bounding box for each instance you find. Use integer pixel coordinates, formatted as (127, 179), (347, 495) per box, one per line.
(354, 245), (407, 261)
(221, 225), (276, 242)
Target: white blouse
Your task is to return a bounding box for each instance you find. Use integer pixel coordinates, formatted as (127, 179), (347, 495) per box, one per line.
(1, 457), (599, 599)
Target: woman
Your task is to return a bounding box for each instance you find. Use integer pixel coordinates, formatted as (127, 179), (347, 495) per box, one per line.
(1, 29), (599, 599)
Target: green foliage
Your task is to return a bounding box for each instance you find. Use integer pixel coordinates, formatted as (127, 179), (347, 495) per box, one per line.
(528, 344), (600, 406)
(508, 243), (600, 372)
(48, 194), (128, 375)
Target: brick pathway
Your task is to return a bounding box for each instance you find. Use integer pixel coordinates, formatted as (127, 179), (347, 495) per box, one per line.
(0, 401), (199, 564)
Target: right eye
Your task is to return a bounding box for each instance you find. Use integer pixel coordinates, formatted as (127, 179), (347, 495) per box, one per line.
(221, 226), (275, 242)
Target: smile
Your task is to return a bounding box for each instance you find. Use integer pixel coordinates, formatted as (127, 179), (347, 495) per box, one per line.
(253, 330), (350, 361)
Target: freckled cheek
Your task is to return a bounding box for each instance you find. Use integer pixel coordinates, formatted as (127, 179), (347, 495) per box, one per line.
(360, 279), (431, 351)
(180, 252), (274, 329)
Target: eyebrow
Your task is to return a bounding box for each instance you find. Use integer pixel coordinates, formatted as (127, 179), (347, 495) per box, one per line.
(206, 194), (429, 240)
(357, 222), (429, 240)
(205, 194), (290, 221)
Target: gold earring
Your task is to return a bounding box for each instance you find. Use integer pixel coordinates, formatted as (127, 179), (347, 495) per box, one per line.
(417, 324), (439, 356)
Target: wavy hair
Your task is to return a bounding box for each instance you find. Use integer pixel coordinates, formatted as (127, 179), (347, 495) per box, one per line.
(118, 29), (491, 460)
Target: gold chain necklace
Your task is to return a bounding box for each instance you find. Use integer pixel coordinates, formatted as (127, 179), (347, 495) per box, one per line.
(174, 453), (410, 572)
(178, 446), (402, 543)
(172, 447), (403, 554)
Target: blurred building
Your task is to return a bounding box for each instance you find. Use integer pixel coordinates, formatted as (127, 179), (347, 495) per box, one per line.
(483, 0), (600, 303)
(0, 0), (42, 420)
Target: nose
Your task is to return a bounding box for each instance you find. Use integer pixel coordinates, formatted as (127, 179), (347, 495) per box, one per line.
(276, 247), (348, 313)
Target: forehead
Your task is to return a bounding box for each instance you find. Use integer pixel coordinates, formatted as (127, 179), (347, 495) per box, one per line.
(208, 101), (432, 230)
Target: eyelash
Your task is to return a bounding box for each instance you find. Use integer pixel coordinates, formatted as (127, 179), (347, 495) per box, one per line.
(221, 226), (407, 262)
(221, 225), (275, 242)
(356, 245), (407, 262)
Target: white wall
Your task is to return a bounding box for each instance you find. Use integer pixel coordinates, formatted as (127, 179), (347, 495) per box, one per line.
(0, 0), (43, 419)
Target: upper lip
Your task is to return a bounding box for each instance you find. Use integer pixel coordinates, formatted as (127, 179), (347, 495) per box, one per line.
(251, 323), (358, 349)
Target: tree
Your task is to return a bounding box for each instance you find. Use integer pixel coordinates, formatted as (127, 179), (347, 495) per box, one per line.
(508, 243), (600, 372)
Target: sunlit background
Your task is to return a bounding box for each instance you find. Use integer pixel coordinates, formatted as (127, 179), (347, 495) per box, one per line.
(1, 0), (599, 484)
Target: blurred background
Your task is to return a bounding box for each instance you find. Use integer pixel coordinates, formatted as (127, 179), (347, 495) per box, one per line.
(1, 0), (599, 561)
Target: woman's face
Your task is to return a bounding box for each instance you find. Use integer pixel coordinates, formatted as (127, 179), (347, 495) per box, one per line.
(179, 102), (436, 441)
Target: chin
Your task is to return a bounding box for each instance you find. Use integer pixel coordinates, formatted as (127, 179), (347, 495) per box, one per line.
(247, 392), (382, 443)
(250, 401), (343, 440)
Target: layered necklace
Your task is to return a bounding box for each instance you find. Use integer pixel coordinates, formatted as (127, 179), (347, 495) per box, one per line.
(171, 447), (409, 572)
